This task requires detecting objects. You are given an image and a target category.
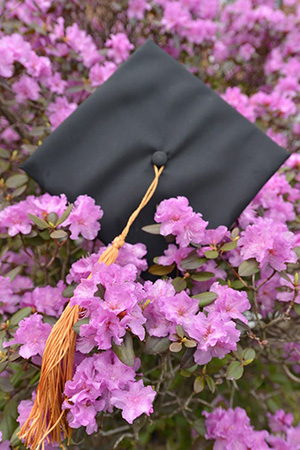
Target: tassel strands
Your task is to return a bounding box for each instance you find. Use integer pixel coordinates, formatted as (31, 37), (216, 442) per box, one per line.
(18, 165), (164, 450)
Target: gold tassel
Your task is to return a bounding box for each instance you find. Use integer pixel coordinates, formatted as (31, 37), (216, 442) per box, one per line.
(18, 165), (164, 450)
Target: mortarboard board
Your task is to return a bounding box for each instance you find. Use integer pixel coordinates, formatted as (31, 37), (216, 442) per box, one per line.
(19, 39), (290, 450)
(22, 39), (288, 261)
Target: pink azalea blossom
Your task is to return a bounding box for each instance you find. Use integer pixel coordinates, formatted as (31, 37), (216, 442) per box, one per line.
(238, 217), (297, 271)
(3, 314), (51, 359)
(111, 380), (156, 423)
(12, 75), (41, 103)
(48, 96), (77, 130)
(206, 282), (250, 323)
(155, 197), (208, 247)
(106, 33), (134, 64)
(89, 62), (117, 87)
(66, 195), (103, 240)
(128, 0), (151, 20)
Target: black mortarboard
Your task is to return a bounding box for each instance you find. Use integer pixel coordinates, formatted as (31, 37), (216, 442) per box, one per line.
(22, 39), (288, 257)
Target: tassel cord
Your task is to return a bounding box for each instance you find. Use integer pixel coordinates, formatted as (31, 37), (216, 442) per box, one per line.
(19, 164), (164, 450)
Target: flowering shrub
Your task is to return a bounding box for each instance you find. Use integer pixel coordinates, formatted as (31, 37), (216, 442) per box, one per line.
(0, 0), (300, 449)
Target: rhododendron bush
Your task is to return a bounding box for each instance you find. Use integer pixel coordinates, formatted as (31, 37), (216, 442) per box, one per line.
(0, 0), (300, 449)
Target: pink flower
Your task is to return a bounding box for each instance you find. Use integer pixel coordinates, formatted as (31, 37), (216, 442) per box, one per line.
(0, 201), (33, 236)
(67, 195), (103, 240)
(0, 39), (14, 77)
(0, 275), (19, 316)
(65, 23), (100, 68)
(268, 410), (294, 433)
(239, 43), (255, 61)
(89, 62), (117, 87)
(277, 274), (300, 304)
(206, 282), (250, 323)
(12, 75), (41, 103)
(267, 129), (288, 148)
(32, 193), (68, 218)
(106, 33), (134, 64)
(158, 244), (192, 267)
(238, 217), (297, 271)
(111, 380), (156, 423)
(186, 312), (240, 365)
(160, 291), (199, 327)
(128, 0), (151, 20)
(161, 2), (191, 32)
(21, 281), (67, 317)
(222, 87), (256, 122)
(45, 72), (67, 94)
(3, 314), (51, 359)
(48, 96), (77, 130)
(155, 197), (208, 247)
(201, 225), (229, 246)
(203, 407), (269, 450)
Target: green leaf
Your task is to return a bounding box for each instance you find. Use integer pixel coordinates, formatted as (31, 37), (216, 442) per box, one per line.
(181, 252), (207, 270)
(0, 159), (10, 174)
(191, 271), (215, 282)
(47, 212), (59, 226)
(242, 348), (256, 365)
(226, 361), (244, 380)
(231, 280), (245, 289)
(180, 347), (197, 369)
(220, 240), (238, 252)
(9, 307), (32, 328)
(184, 339), (197, 348)
(194, 376), (205, 393)
(192, 292), (217, 308)
(10, 425), (21, 447)
(148, 263), (175, 276)
(231, 227), (240, 239)
(28, 213), (49, 230)
(112, 333), (135, 366)
(0, 377), (14, 393)
(0, 398), (18, 440)
(5, 173), (28, 189)
(141, 224), (161, 235)
(29, 126), (47, 137)
(50, 229), (68, 239)
(11, 184), (27, 198)
(238, 259), (259, 277)
(6, 266), (22, 281)
(0, 148), (10, 159)
(169, 342), (182, 353)
(294, 303), (300, 315)
(62, 284), (77, 298)
(73, 318), (90, 335)
(279, 271), (292, 283)
(172, 277), (187, 292)
(293, 246), (300, 258)
(145, 336), (170, 355)
(205, 375), (215, 393)
(57, 204), (74, 226)
(204, 250), (219, 259)
(176, 324), (184, 338)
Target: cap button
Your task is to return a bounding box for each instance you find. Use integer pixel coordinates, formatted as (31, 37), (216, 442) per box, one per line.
(152, 151), (167, 167)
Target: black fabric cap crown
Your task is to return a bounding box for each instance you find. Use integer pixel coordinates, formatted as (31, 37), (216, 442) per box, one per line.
(22, 39), (288, 258)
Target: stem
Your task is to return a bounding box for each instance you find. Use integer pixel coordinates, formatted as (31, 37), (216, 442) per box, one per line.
(256, 270), (275, 291)
(219, 254), (249, 289)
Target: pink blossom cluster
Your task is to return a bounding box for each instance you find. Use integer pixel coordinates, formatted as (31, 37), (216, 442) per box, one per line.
(0, 193), (102, 240)
(63, 351), (155, 431)
(204, 407), (300, 450)
(154, 196), (208, 247)
(144, 280), (249, 365)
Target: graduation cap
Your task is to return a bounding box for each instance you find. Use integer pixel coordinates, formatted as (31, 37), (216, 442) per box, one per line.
(22, 39), (288, 261)
(19, 39), (288, 450)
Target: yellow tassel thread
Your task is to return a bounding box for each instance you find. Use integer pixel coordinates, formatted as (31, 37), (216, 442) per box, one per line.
(18, 164), (164, 450)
